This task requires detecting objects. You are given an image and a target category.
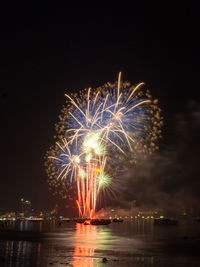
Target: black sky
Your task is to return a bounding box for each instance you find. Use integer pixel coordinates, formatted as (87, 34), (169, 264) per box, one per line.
(0, 5), (199, 212)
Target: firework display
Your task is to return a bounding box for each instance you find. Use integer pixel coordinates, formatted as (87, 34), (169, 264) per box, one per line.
(45, 73), (162, 217)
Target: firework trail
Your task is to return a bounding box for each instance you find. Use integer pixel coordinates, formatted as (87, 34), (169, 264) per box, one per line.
(45, 73), (162, 217)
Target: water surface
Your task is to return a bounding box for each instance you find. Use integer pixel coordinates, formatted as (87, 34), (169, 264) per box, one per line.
(0, 219), (200, 266)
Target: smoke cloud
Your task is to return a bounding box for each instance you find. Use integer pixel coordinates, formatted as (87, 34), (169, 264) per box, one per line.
(113, 101), (200, 215)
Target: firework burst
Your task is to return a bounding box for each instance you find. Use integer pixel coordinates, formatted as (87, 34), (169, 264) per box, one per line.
(45, 73), (162, 217)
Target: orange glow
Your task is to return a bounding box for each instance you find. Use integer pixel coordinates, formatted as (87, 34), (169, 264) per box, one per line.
(90, 209), (93, 218)
(76, 200), (82, 217)
(73, 223), (96, 267)
(76, 163), (97, 218)
(96, 168), (101, 174)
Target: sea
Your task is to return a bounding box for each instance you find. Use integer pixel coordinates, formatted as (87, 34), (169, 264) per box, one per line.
(0, 218), (200, 266)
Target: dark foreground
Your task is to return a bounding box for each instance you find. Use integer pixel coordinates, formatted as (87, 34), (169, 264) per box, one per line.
(0, 219), (200, 266)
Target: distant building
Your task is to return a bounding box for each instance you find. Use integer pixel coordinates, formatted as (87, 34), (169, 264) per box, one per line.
(20, 198), (31, 217)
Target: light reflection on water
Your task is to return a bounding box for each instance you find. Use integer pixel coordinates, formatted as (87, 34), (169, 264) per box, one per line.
(73, 224), (96, 267)
(0, 219), (200, 266)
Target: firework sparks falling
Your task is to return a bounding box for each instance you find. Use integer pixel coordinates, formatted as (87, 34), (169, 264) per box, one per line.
(45, 73), (162, 217)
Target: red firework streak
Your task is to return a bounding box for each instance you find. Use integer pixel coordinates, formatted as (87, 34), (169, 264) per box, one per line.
(76, 164), (97, 218)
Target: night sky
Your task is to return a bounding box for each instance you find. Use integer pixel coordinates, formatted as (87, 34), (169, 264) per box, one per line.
(1, 5), (199, 213)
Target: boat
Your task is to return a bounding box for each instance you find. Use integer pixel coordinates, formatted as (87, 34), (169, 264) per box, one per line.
(90, 219), (111, 225)
(154, 218), (178, 225)
(75, 218), (86, 224)
(113, 218), (123, 223)
(83, 220), (90, 225)
(63, 218), (70, 222)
